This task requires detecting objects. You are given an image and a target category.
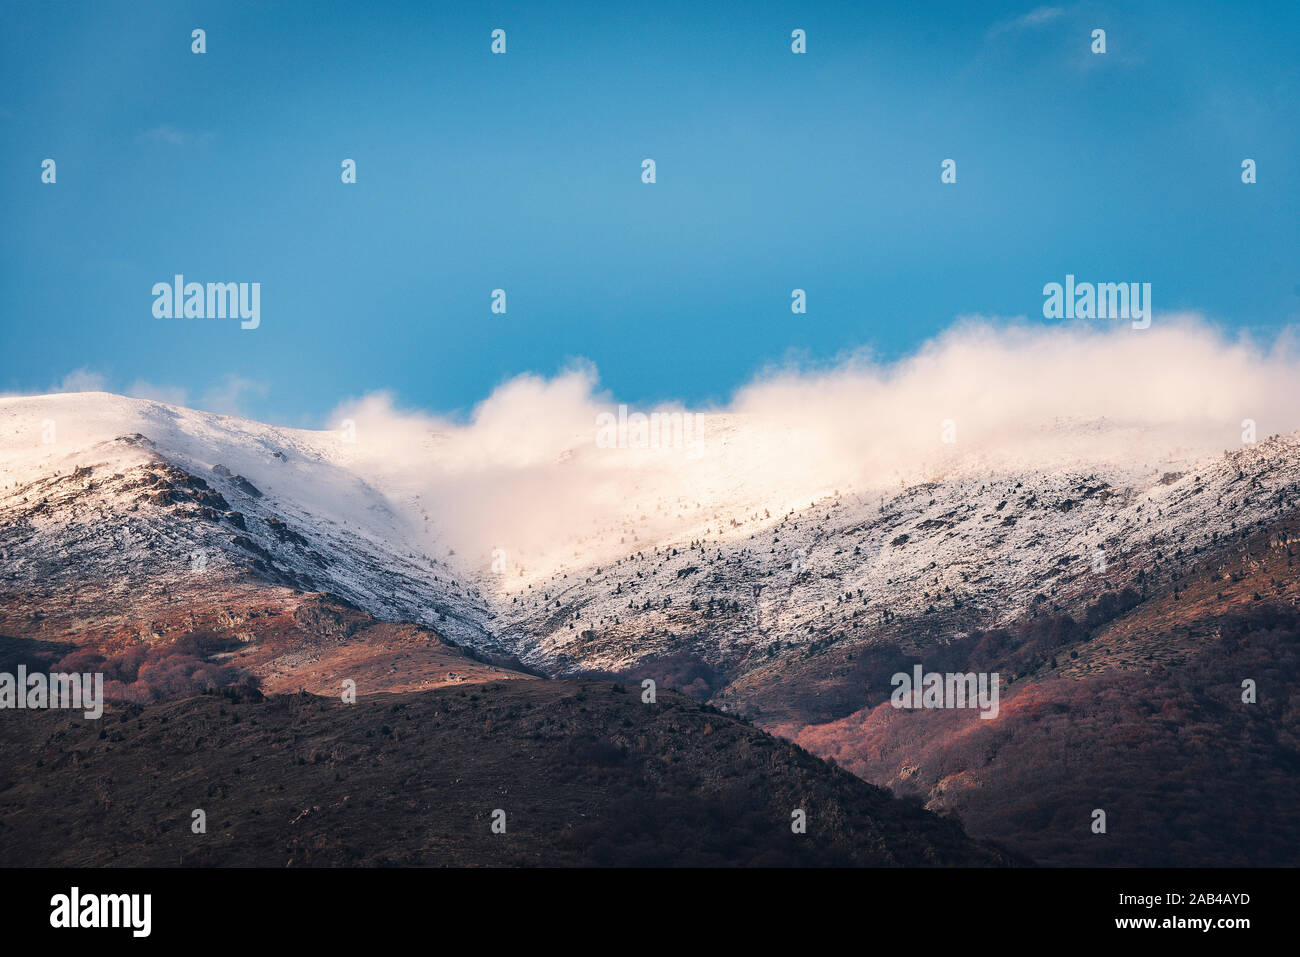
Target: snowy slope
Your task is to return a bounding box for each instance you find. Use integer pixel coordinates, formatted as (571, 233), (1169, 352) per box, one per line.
(492, 434), (1300, 676)
(0, 393), (496, 649)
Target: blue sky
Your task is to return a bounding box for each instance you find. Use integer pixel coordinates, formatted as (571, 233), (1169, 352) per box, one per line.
(1, 0), (1297, 425)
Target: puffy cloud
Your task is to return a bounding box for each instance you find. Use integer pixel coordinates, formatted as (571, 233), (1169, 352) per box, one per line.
(127, 380), (190, 406)
(201, 375), (269, 416)
(325, 315), (1300, 578)
(51, 368), (109, 393)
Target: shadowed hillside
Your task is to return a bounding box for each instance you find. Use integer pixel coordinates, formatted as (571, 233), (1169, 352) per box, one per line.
(0, 679), (1016, 867)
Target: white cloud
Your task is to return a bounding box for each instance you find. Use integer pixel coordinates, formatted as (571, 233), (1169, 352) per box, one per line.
(200, 375), (268, 416)
(326, 315), (1300, 578)
(127, 380), (190, 406)
(988, 5), (1066, 38)
(51, 368), (109, 393)
(7, 372), (264, 415)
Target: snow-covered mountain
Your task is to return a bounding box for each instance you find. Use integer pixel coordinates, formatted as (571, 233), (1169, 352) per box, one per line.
(494, 429), (1300, 689)
(6, 390), (1297, 868)
(4, 391), (1299, 701)
(0, 393), (497, 654)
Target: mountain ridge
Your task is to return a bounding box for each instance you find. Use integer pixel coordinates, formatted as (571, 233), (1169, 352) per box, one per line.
(5, 391), (1299, 865)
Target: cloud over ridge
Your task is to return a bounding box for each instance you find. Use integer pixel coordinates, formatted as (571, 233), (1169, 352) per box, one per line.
(323, 316), (1300, 574)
